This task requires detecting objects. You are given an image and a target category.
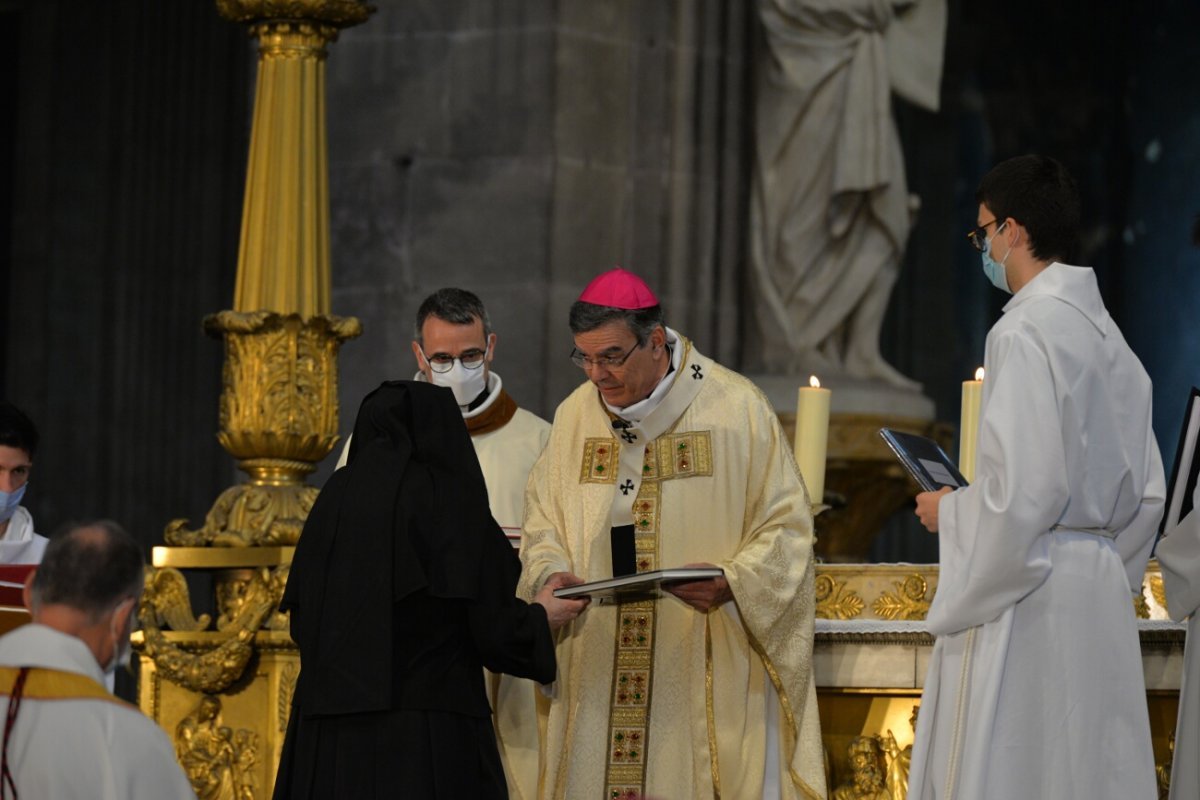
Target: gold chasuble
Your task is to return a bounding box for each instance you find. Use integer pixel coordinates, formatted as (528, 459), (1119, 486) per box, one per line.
(519, 339), (826, 800)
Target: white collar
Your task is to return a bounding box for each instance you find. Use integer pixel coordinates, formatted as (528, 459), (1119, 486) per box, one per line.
(0, 623), (107, 686)
(0, 506), (34, 544)
(1003, 262), (1110, 334)
(604, 327), (683, 424)
(413, 370), (503, 419)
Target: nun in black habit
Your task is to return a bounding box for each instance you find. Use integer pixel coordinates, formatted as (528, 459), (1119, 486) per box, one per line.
(272, 381), (584, 799)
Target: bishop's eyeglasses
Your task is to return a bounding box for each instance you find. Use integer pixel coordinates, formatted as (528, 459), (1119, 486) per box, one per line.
(569, 341), (640, 370)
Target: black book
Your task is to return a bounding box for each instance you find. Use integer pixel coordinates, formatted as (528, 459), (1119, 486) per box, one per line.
(1160, 387), (1200, 538)
(552, 568), (725, 600)
(879, 428), (968, 493)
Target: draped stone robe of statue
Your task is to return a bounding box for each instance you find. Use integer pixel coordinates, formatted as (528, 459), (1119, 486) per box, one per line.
(748, 0), (946, 387)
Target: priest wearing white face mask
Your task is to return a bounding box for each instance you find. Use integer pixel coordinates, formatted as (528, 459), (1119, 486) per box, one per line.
(907, 155), (1163, 799)
(0, 520), (193, 798)
(0, 402), (47, 565)
(335, 287), (551, 800)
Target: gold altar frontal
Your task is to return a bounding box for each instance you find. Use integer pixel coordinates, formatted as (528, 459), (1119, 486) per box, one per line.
(813, 562), (1184, 799)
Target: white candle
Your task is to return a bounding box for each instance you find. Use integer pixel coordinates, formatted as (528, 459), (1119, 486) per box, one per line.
(959, 367), (984, 483)
(794, 376), (831, 508)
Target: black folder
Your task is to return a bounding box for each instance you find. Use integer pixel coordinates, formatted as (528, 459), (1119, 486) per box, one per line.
(879, 428), (968, 492)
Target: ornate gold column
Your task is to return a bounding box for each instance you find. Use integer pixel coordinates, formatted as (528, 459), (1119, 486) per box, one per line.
(134, 3), (372, 798)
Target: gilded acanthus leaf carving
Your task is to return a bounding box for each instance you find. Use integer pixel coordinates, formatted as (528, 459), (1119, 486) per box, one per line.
(1134, 585), (1152, 620)
(1149, 574), (1167, 610)
(871, 574), (932, 621)
(815, 574), (865, 620)
(164, 483), (318, 547)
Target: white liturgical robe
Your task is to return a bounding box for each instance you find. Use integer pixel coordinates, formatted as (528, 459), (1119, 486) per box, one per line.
(0, 624), (194, 799)
(908, 264), (1163, 800)
(1154, 483), (1200, 800)
(0, 506), (47, 564)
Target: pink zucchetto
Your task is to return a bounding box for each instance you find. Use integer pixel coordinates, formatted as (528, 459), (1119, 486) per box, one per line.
(577, 267), (659, 310)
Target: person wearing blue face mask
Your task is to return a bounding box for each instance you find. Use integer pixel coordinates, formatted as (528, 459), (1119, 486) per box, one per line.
(0, 403), (46, 566)
(907, 155), (1163, 799)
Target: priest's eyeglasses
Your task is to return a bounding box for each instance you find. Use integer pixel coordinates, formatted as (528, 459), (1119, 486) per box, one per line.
(967, 219), (1000, 252)
(419, 346), (487, 373)
(570, 341), (640, 370)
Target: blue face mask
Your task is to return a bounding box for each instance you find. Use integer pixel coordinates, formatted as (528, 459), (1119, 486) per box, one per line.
(0, 484), (26, 524)
(981, 221), (1012, 294)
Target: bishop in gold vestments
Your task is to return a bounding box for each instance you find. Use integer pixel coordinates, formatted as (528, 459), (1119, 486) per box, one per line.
(518, 269), (826, 800)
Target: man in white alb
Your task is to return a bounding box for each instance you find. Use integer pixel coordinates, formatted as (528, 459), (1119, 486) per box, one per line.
(0, 520), (193, 798)
(337, 288), (551, 799)
(910, 155), (1163, 799)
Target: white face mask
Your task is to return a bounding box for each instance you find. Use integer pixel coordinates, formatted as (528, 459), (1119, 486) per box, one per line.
(0, 484), (25, 524)
(431, 360), (488, 406)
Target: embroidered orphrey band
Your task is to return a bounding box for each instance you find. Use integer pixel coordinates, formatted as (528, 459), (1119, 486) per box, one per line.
(602, 430), (713, 799)
(604, 478), (660, 800)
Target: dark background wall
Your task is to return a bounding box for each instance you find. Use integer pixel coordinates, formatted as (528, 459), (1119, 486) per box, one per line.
(2, 0), (249, 548)
(4, 0), (1198, 561)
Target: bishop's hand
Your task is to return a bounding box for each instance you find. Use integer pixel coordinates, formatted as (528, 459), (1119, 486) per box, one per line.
(664, 562), (733, 612)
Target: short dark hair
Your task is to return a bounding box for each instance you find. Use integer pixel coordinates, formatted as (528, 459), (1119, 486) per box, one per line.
(568, 302), (666, 345)
(0, 402), (38, 459)
(976, 155), (1081, 264)
(413, 288), (492, 343)
(30, 520), (144, 621)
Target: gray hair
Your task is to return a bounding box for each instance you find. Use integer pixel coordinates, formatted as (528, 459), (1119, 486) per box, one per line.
(413, 288), (493, 344)
(568, 301), (665, 345)
(30, 520), (144, 621)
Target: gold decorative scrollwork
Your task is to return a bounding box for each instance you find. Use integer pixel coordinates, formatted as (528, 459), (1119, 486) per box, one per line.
(164, 312), (359, 547)
(175, 694), (261, 800)
(1150, 574), (1167, 609)
(165, 484), (317, 547)
(278, 662), (298, 733)
(1135, 585), (1152, 620)
(142, 568), (212, 632)
(140, 565), (290, 694)
(1157, 731), (1174, 799)
(832, 736), (891, 800)
(205, 311), (360, 463)
(815, 574), (865, 620)
(871, 574), (932, 621)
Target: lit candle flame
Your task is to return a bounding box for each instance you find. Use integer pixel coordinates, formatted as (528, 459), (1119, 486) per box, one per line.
(975, 367), (985, 381)
(809, 375), (821, 389)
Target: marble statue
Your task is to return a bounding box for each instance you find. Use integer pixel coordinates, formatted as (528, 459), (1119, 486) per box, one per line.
(749, 0), (947, 389)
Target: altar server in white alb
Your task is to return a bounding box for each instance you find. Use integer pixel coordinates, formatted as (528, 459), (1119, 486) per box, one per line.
(0, 520), (194, 798)
(0, 402), (48, 565)
(336, 288), (551, 800)
(910, 155), (1164, 799)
